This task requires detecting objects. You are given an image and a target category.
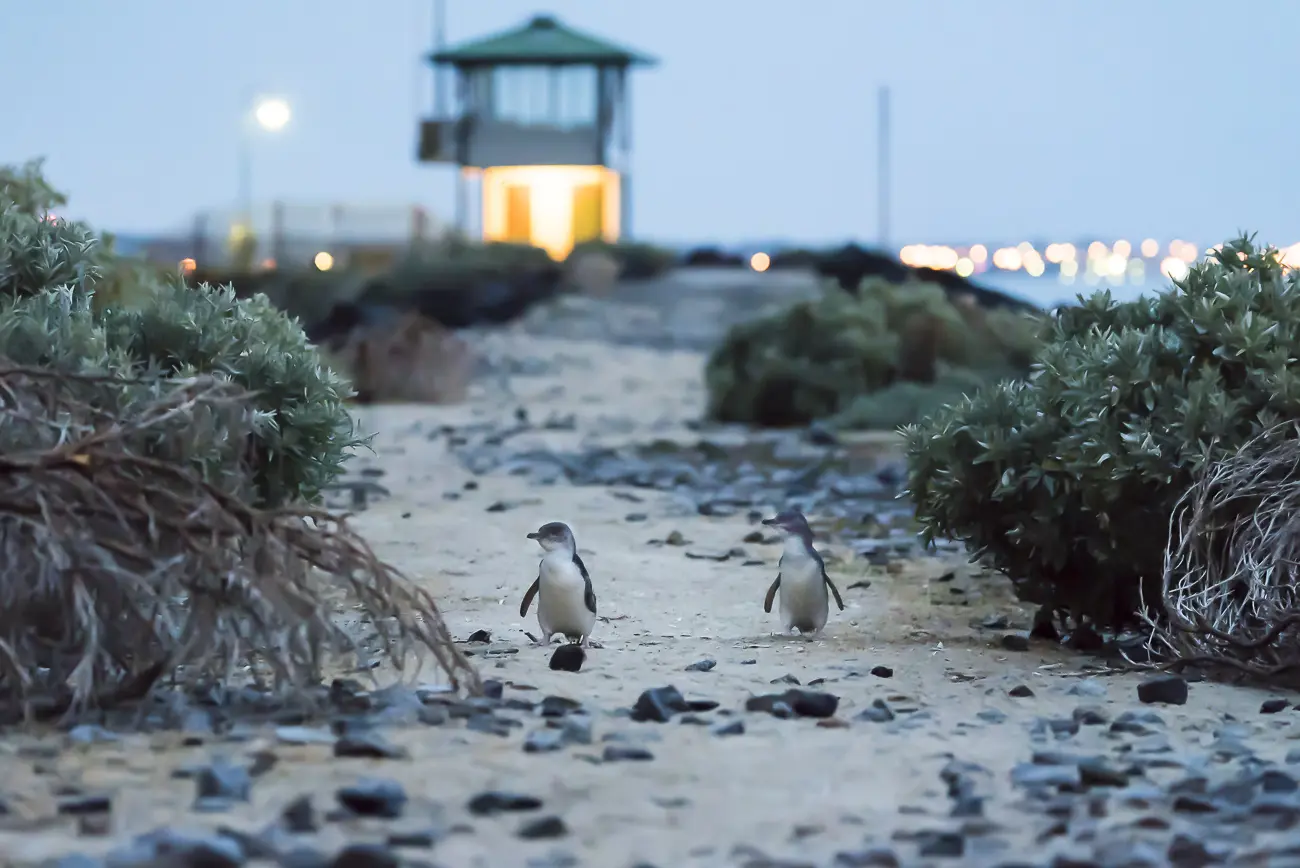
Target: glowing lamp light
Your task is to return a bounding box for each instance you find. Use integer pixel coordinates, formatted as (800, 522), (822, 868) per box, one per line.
(314, 251), (335, 272)
(179, 257), (197, 274)
(968, 244), (988, 265)
(955, 257), (975, 278)
(253, 97), (291, 132)
(1140, 238), (1158, 258)
(1113, 239), (1132, 259)
(749, 251), (770, 272)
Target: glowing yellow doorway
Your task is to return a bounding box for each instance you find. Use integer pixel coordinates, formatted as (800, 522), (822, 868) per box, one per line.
(480, 165), (620, 259)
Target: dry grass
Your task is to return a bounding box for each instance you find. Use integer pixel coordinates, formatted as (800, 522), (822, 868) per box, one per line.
(1145, 423), (1300, 679)
(0, 363), (479, 723)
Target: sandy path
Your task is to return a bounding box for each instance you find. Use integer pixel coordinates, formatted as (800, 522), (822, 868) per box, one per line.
(0, 325), (1292, 868)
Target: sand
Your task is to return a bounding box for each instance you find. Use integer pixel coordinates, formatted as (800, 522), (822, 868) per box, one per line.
(0, 310), (1292, 868)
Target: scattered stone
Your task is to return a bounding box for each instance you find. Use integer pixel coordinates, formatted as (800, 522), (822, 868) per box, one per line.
(771, 674), (800, 685)
(685, 659), (717, 672)
(331, 842), (400, 868)
(1008, 685), (1034, 698)
(870, 666), (893, 678)
(832, 847), (901, 867)
(57, 793), (111, 816)
(337, 779), (408, 819)
(276, 725), (336, 746)
(467, 791), (543, 816)
(665, 530), (687, 546)
(1073, 705), (1109, 726)
(631, 686), (691, 723)
(711, 719), (745, 737)
(466, 629), (492, 643)
(1262, 698), (1290, 714)
(518, 815), (569, 840)
(539, 695), (583, 718)
(1066, 679), (1107, 698)
(524, 729), (566, 754)
(603, 744), (655, 762)
(999, 633), (1030, 652)
(746, 689), (839, 719)
(282, 794), (317, 833)
(915, 830), (964, 858)
(1137, 674), (1188, 706)
(334, 731), (409, 760)
(856, 699), (895, 723)
(192, 759), (252, 812)
(550, 644), (585, 672)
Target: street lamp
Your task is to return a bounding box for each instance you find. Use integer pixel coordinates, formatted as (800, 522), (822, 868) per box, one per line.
(236, 95), (291, 259)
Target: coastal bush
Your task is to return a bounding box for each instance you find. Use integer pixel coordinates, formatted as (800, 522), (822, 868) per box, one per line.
(903, 235), (1300, 631)
(0, 159), (361, 508)
(568, 239), (677, 280)
(704, 277), (1043, 429)
(0, 159), (479, 714)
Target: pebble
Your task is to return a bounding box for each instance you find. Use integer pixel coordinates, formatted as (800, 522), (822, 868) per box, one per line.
(333, 731), (409, 760)
(331, 843), (400, 868)
(746, 689), (839, 719)
(603, 744), (655, 762)
(336, 779), (408, 819)
(549, 644), (585, 672)
(685, 659), (717, 672)
(467, 790), (543, 816)
(1137, 674), (1188, 705)
(518, 815), (569, 840)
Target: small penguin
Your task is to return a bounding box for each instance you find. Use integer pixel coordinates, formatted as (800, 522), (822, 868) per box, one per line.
(761, 509), (845, 637)
(519, 521), (598, 646)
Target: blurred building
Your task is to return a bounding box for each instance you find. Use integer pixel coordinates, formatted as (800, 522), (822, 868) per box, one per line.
(417, 14), (656, 260)
(133, 201), (441, 272)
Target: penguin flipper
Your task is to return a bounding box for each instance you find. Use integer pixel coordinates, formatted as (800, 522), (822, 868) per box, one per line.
(519, 576), (541, 618)
(823, 571), (846, 611)
(763, 576), (781, 613)
(573, 553), (597, 615)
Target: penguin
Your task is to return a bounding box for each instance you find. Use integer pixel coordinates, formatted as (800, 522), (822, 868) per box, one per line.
(519, 521), (598, 646)
(760, 509), (845, 637)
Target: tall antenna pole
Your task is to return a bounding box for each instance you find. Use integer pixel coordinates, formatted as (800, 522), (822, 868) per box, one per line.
(877, 84), (891, 251)
(433, 0), (447, 115)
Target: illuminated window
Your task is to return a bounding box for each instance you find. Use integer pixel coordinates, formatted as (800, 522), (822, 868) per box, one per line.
(490, 64), (597, 127)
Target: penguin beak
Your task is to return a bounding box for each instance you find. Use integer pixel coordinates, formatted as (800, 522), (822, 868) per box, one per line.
(761, 517), (777, 527)
(526, 531), (540, 540)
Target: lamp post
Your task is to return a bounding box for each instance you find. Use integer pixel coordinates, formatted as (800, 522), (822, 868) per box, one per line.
(235, 95), (291, 262)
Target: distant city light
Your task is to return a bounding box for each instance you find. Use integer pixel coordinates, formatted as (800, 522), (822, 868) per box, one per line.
(314, 250), (335, 271)
(1113, 239), (1132, 258)
(254, 97), (291, 132)
(259, 257), (277, 270)
(1087, 241), (1109, 260)
(750, 251), (770, 272)
(968, 244), (988, 265)
(955, 257), (974, 277)
(1140, 238), (1159, 258)
(1060, 259), (1079, 278)
(992, 247), (1022, 271)
(1161, 256), (1190, 281)
(1107, 253), (1128, 277)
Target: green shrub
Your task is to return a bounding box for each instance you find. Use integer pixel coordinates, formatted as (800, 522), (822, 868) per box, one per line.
(903, 235), (1300, 630)
(704, 277), (1042, 429)
(99, 280), (360, 507)
(0, 159), (360, 508)
(568, 239), (676, 279)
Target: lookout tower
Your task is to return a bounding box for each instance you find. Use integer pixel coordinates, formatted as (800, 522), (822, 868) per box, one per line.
(417, 13), (656, 260)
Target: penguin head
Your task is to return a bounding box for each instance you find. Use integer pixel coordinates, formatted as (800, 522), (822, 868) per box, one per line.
(527, 521), (576, 552)
(762, 509), (812, 540)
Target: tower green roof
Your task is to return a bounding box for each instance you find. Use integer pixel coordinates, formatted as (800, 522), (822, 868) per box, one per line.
(431, 14), (656, 66)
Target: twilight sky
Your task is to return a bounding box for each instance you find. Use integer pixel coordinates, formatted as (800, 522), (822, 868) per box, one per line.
(4, 1), (1298, 248)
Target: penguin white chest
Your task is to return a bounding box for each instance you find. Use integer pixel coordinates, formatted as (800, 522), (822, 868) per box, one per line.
(537, 552), (595, 641)
(778, 539), (829, 634)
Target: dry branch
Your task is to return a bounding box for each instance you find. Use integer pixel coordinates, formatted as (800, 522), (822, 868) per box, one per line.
(1144, 423), (1300, 679)
(0, 363), (479, 721)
